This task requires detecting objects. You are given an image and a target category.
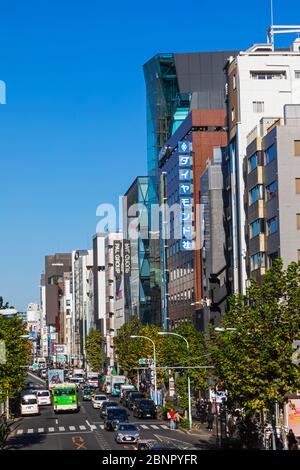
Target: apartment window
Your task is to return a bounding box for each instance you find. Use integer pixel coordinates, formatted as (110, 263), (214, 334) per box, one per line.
(250, 252), (266, 271)
(295, 71), (300, 79)
(250, 71), (286, 80)
(268, 252), (279, 269)
(231, 107), (235, 121)
(265, 144), (276, 165)
(266, 180), (278, 201)
(66, 300), (71, 306)
(249, 185), (263, 205)
(296, 178), (300, 194)
(267, 216), (278, 235)
(295, 141), (300, 156)
(253, 101), (264, 113)
(250, 219), (264, 238)
(297, 214), (300, 230)
(248, 152), (258, 173)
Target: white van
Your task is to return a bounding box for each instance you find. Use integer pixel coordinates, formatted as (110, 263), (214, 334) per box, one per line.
(20, 394), (39, 416)
(36, 390), (51, 406)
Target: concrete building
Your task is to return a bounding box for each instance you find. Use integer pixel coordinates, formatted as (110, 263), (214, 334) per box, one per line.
(93, 232), (125, 372)
(71, 249), (93, 366)
(244, 105), (300, 281)
(200, 147), (232, 332)
(225, 37), (300, 293)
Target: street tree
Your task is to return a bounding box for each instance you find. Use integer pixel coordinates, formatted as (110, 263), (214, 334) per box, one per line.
(209, 259), (300, 446)
(0, 314), (31, 407)
(85, 330), (104, 372)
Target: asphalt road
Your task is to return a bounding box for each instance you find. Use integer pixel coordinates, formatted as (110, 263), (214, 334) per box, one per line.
(6, 373), (208, 450)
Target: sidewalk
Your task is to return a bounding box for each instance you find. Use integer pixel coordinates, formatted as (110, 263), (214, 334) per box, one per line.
(179, 419), (218, 449)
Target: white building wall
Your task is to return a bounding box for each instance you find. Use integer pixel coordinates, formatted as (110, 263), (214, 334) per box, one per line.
(232, 45), (300, 292)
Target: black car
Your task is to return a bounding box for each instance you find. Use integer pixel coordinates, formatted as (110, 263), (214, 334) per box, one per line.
(100, 400), (119, 418)
(127, 392), (146, 410)
(82, 387), (93, 401)
(133, 399), (157, 419)
(104, 407), (129, 431)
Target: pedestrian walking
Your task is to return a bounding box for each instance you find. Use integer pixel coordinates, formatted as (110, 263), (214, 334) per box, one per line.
(167, 408), (175, 430)
(287, 429), (299, 450)
(174, 410), (184, 429)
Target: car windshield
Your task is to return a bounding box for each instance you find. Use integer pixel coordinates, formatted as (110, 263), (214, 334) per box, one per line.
(118, 424), (137, 432)
(108, 410), (127, 418)
(53, 389), (75, 396)
(140, 400), (154, 406)
(132, 394), (145, 400)
(22, 398), (37, 405)
(38, 391), (49, 397)
(104, 401), (118, 407)
(95, 396), (106, 400)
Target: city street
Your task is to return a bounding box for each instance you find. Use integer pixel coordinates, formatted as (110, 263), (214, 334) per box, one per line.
(5, 375), (207, 450)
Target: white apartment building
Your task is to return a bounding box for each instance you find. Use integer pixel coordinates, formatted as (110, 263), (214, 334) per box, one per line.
(93, 232), (125, 373)
(226, 36), (300, 292)
(71, 249), (93, 367)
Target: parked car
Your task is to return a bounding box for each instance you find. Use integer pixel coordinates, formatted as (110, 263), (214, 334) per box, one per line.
(127, 392), (146, 410)
(100, 401), (119, 418)
(91, 394), (107, 409)
(40, 369), (48, 380)
(104, 407), (129, 431)
(36, 390), (51, 406)
(133, 399), (157, 419)
(114, 423), (140, 443)
(20, 394), (39, 416)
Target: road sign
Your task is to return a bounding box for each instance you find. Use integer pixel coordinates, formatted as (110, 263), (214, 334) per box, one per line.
(138, 358), (153, 366)
(32, 363), (38, 370)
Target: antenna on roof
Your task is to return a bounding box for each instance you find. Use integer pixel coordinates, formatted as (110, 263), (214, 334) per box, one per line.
(270, 0), (274, 27)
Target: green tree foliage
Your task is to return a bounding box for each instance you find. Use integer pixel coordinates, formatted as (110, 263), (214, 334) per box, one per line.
(0, 315), (31, 404)
(210, 259), (300, 415)
(85, 330), (104, 372)
(114, 317), (211, 408)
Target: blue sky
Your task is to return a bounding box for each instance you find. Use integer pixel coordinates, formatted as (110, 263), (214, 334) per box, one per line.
(0, 0), (298, 310)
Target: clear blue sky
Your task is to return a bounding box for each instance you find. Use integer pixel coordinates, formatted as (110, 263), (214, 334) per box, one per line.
(0, 0), (298, 310)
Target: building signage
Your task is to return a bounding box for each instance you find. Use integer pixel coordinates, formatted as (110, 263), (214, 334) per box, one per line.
(178, 141), (194, 251)
(123, 239), (131, 276)
(178, 141), (192, 154)
(114, 240), (122, 279)
(55, 344), (66, 354)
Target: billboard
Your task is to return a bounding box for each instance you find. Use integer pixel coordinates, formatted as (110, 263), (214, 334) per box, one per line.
(114, 240), (122, 279)
(48, 369), (64, 388)
(55, 344), (66, 354)
(285, 398), (300, 436)
(123, 240), (131, 276)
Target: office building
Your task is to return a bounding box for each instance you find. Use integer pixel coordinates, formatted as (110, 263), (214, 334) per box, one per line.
(225, 36), (300, 293)
(244, 105), (300, 281)
(122, 177), (151, 324)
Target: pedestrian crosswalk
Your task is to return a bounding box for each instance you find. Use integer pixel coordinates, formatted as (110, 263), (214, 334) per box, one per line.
(11, 423), (174, 436)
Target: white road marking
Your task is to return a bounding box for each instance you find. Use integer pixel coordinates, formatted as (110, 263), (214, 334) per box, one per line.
(55, 419), (58, 425)
(48, 427), (55, 432)
(69, 426), (76, 431)
(16, 430), (24, 435)
(99, 424), (104, 430)
(161, 425), (169, 429)
(59, 427), (65, 431)
(141, 424), (149, 429)
(150, 425), (159, 429)
(38, 428), (44, 433)
(27, 429), (34, 434)
(90, 425), (97, 430)
(79, 425), (86, 430)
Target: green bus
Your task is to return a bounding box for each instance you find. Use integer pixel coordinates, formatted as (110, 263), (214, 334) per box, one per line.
(52, 383), (79, 413)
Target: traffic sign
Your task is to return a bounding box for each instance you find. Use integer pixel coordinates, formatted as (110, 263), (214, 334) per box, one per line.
(138, 358), (153, 365)
(32, 363), (38, 370)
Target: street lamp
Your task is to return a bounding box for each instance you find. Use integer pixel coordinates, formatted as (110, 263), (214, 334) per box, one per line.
(158, 331), (192, 430)
(130, 335), (157, 405)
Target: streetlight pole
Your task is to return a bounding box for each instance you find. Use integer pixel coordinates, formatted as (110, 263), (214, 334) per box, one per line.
(130, 335), (157, 405)
(158, 331), (192, 430)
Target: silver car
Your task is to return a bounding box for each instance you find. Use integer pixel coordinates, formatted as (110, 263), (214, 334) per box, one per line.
(114, 423), (140, 444)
